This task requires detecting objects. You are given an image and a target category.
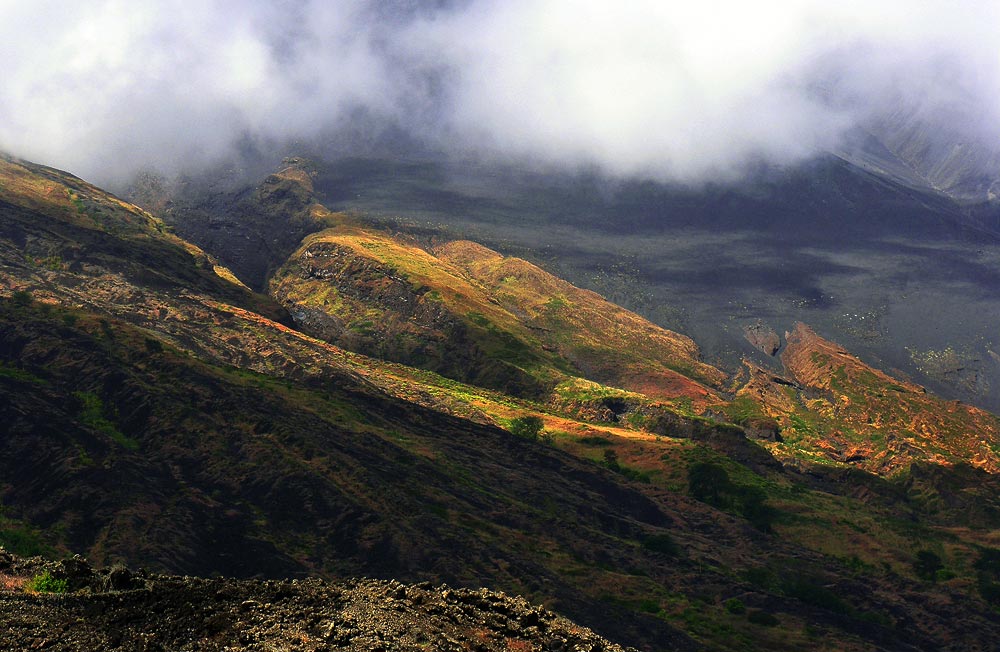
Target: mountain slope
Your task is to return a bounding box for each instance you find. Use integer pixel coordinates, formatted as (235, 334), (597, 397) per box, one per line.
(5, 154), (1000, 650)
(270, 220), (723, 406)
(735, 323), (1000, 476)
(303, 154), (1000, 416)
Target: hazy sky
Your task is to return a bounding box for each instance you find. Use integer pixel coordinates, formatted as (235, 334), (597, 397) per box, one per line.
(1, 0), (998, 185)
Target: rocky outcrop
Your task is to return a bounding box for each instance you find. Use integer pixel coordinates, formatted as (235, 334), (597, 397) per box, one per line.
(743, 322), (781, 356)
(0, 551), (634, 652)
(134, 159), (332, 291)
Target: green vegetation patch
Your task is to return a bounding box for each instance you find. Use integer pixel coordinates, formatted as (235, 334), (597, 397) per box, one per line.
(0, 361), (46, 385)
(73, 391), (139, 450)
(578, 436), (615, 447)
(688, 461), (777, 532)
(26, 570), (67, 594)
(507, 415), (544, 440)
(0, 515), (52, 558)
(720, 395), (768, 426)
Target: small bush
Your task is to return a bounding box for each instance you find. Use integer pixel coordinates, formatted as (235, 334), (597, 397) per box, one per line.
(26, 570), (67, 594)
(975, 548), (1000, 604)
(0, 526), (47, 557)
(688, 462), (731, 505)
(508, 415), (544, 440)
(688, 462), (776, 531)
(724, 598), (746, 614)
(578, 436), (614, 447)
(784, 576), (850, 614)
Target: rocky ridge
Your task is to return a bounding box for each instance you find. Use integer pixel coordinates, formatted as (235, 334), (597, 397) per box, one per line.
(0, 550), (632, 652)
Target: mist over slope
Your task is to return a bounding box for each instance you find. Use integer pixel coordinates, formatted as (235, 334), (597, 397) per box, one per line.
(3, 0), (1000, 198)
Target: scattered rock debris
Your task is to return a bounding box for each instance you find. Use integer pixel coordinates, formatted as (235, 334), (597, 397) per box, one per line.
(0, 550), (635, 652)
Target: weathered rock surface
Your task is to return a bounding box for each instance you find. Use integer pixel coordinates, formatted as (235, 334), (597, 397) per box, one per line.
(0, 551), (634, 652)
(743, 323), (781, 356)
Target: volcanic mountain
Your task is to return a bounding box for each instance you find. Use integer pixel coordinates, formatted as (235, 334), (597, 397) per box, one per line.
(3, 153), (1000, 651)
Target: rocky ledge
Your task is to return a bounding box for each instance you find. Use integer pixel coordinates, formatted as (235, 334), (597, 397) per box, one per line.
(0, 550), (633, 652)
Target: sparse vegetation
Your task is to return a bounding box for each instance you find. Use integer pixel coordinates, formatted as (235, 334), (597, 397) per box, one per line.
(0, 361), (46, 385)
(641, 533), (679, 556)
(25, 570), (67, 594)
(0, 519), (50, 558)
(688, 462), (776, 532)
(975, 548), (1000, 605)
(746, 609), (779, 627)
(10, 290), (33, 307)
(73, 391), (139, 450)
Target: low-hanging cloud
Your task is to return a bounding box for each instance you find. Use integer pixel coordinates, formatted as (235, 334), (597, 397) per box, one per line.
(1, 0), (999, 186)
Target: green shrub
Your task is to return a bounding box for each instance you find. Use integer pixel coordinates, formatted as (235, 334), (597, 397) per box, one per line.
(578, 436), (614, 447)
(784, 576), (850, 614)
(688, 462), (776, 531)
(975, 548), (1000, 604)
(0, 525), (47, 557)
(26, 570), (67, 594)
(724, 598), (746, 614)
(508, 415), (544, 440)
(74, 391), (139, 450)
(688, 462), (731, 505)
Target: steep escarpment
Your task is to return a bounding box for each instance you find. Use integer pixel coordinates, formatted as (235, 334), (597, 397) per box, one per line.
(270, 230), (556, 397)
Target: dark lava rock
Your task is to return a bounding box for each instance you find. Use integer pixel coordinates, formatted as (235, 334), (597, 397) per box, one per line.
(744, 323), (781, 356)
(0, 552), (637, 652)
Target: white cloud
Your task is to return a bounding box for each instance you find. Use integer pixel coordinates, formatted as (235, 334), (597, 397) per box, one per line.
(1, 0), (998, 185)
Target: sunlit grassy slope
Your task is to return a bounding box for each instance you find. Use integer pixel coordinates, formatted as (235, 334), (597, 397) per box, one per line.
(270, 222), (724, 408)
(729, 323), (1000, 476)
